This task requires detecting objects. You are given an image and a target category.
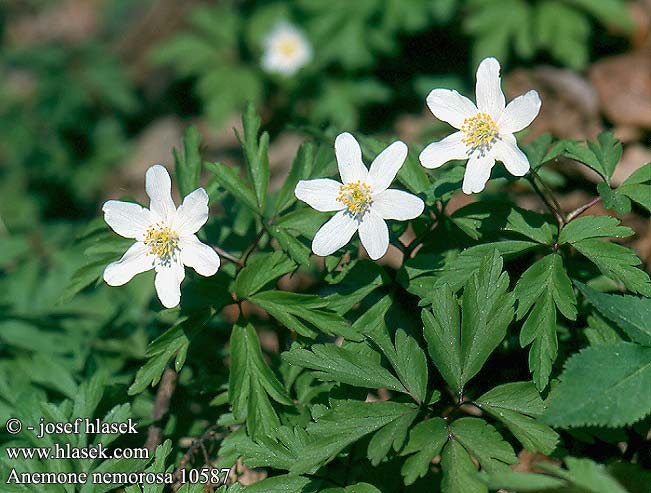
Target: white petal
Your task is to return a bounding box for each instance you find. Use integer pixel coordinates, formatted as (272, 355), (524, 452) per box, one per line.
(174, 188), (209, 236)
(179, 235), (221, 276)
(312, 210), (359, 257)
(358, 212), (389, 260)
(372, 190), (424, 221)
(498, 90), (541, 134)
(294, 179), (345, 212)
(419, 132), (468, 169)
(103, 242), (154, 286)
(368, 141), (408, 193)
(462, 153), (496, 194)
(475, 57), (505, 120)
(492, 134), (530, 177)
(102, 200), (154, 240)
(335, 132), (368, 184)
(426, 89), (478, 129)
(146, 165), (177, 223)
(154, 260), (185, 308)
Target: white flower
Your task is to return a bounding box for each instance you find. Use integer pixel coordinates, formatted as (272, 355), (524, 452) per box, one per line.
(295, 133), (425, 260)
(261, 22), (312, 76)
(419, 57), (542, 194)
(102, 165), (221, 309)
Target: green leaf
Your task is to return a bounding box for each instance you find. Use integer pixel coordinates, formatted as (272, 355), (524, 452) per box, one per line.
(236, 103), (270, 211)
(559, 216), (634, 244)
(423, 251), (514, 393)
(514, 253), (576, 390)
(173, 126), (202, 197)
(562, 131), (622, 181)
(249, 290), (361, 340)
(537, 457), (628, 493)
(400, 418), (448, 485)
(597, 182), (631, 215)
(234, 251), (295, 299)
(451, 417), (518, 473)
(618, 163), (651, 212)
(367, 410), (418, 467)
(204, 161), (259, 213)
(229, 323), (293, 438)
(475, 382), (559, 454)
(576, 282), (651, 346)
(129, 320), (204, 395)
(481, 470), (567, 491)
(241, 474), (317, 493)
(543, 342), (651, 427)
(290, 400), (418, 474)
(282, 343), (406, 393)
(441, 439), (485, 493)
(573, 238), (651, 297)
(274, 142), (315, 215)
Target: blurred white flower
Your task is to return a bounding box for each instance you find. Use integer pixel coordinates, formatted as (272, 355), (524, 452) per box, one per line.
(262, 22), (312, 76)
(419, 57), (541, 194)
(102, 165), (220, 308)
(295, 132), (424, 260)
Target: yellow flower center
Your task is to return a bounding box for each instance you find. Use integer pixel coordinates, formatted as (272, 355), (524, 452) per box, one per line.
(144, 223), (179, 262)
(337, 180), (373, 219)
(278, 37), (299, 58)
(461, 112), (499, 154)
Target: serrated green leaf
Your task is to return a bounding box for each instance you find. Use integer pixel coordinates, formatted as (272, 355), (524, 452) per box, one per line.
(204, 161), (259, 213)
(173, 126), (202, 197)
(367, 410), (418, 467)
(597, 182), (632, 215)
(290, 400), (418, 474)
(229, 323), (293, 438)
(476, 382), (559, 454)
(236, 103), (270, 211)
(573, 238), (651, 297)
(424, 251), (514, 393)
(451, 417), (518, 473)
(400, 417), (448, 485)
(559, 216), (634, 244)
(576, 281), (651, 346)
(441, 438), (485, 493)
(562, 131), (622, 181)
(537, 457), (628, 493)
(543, 342), (651, 427)
(249, 290), (360, 340)
(234, 251), (295, 299)
(282, 343), (406, 393)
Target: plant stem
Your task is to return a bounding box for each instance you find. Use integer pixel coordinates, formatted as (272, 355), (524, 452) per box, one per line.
(566, 196), (602, 222)
(144, 366), (178, 453)
(528, 175), (565, 228)
(212, 245), (242, 266)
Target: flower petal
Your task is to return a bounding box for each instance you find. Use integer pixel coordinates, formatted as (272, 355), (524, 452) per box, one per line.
(154, 260), (185, 308)
(295, 179), (345, 212)
(419, 131), (468, 169)
(146, 165), (177, 223)
(335, 132), (368, 184)
(492, 134), (530, 177)
(102, 200), (154, 240)
(312, 210), (359, 257)
(179, 235), (221, 276)
(498, 90), (541, 134)
(426, 89), (478, 129)
(358, 211), (389, 260)
(462, 153), (495, 194)
(174, 188), (209, 236)
(368, 141), (408, 193)
(103, 242), (154, 286)
(372, 189), (424, 221)
(475, 57), (505, 120)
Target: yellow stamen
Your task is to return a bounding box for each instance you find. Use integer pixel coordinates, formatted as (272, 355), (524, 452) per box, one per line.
(461, 112), (499, 154)
(337, 180), (372, 219)
(144, 223), (179, 262)
(278, 38), (298, 58)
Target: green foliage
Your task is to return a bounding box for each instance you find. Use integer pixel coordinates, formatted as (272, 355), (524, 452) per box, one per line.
(544, 342), (651, 427)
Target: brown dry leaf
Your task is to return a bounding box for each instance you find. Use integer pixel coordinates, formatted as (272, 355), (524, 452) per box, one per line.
(589, 48), (651, 129)
(505, 67), (602, 141)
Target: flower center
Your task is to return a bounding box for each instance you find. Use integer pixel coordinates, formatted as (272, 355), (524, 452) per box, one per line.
(461, 112), (499, 154)
(144, 223), (179, 262)
(337, 180), (373, 219)
(278, 37), (299, 58)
